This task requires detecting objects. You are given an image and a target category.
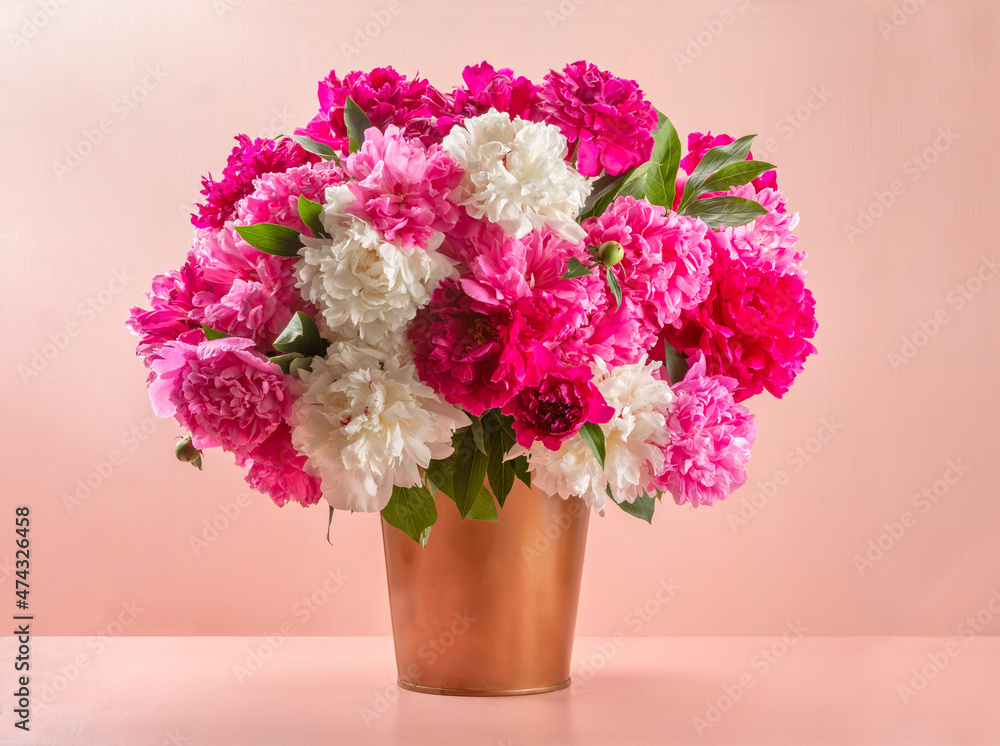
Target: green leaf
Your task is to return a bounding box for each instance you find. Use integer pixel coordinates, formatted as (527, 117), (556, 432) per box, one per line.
(297, 195), (329, 239)
(698, 160), (775, 196)
(202, 324), (228, 341)
(662, 342), (689, 386)
(419, 525), (432, 548)
(493, 410), (518, 452)
(326, 505), (335, 545)
(679, 134), (756, 210)
(268, 351), (305, 374)
(466, 485), (498, 522)
(561, 257), (595, 280)
(579, 422), (606, 468)
(483, 411), (515, 508)
(470, 414), (486, 454)
(606, 268), (623, 308)
(272, 311), (326, 357)
(452, 427), (489, 518)
(235, 223), (303, 257)
(283, 133), (339, 161)
(641, 112), (681, 209)
(425, 453), (456, 499)
(614, 492), (656, 523)
(381, 484), (438, 543)
(681, 196), (768, 229)
(344, 96), (374, 154)
(578, 169), (635, 221)
(512, 454), (531, 488)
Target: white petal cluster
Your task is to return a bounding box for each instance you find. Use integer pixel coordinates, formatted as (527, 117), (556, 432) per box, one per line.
(291, 339), (470, 513)
(527, 356), (676, 512)
(295, 185), (454, 348)
(443, 109), (591, 242)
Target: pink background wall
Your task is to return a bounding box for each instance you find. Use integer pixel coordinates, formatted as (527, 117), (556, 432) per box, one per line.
(3, 0), (997, 638)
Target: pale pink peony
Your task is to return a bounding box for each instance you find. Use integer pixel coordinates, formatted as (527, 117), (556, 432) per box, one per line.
(236, 161), (346, 234)
(200, 278), (290, 346)
(148, 336), (290, 457)
(236, 424), (322, 507)
(654, 354), (756, 507)
(343, 125), (463, 249)
(715, 184), (805, 276)
(583, 196), (713, 344)
(538, 61), (657, 176)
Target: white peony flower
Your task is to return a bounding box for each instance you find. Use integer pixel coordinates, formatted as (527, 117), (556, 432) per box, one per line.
(527, 355), (676, 511)
(296, 185), (455, 347)
(291, 339), (469, 513)
(442, 109), (591, 242)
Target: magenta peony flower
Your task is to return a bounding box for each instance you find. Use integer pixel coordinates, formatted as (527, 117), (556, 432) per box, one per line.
(653, 354), (756, 507)
(503, 365), (615, 450)
(236, 424), (322, 507)
(127, 256), (219, 362)
(200, 278), (292, 346)
(236, 161), (346, 233)
(538, 61), (657, 176)
(680, 131), (778, 201)
(583, 196), (713, 343)
(148, 336), (290, 457)
(660, 244), (817, 402)
(408, 281), (557, 415)
(296, 67), (442, 152)
(430, 62), (537, 135)
(192, 135), (316, 230)
(343, 125), (463, 249)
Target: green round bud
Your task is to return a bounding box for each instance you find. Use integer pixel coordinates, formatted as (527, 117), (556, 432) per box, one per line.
(599, 241), (625, 268)
(174, 435), (202, 464)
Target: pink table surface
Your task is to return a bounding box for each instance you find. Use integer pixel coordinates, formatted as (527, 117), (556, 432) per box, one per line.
(1, 636), (997, 745)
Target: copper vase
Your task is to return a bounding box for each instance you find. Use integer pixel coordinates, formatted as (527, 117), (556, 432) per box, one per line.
(381, 478), (590, 696)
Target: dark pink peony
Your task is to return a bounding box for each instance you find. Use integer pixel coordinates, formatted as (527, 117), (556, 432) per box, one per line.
(236, 424), (322, 507)
(408, 281), (556, 415)
(653, 354), (756, 507)
(296, 67), (442, 152)
(429, 62), (537, 135)
(659, 244), (817, 402)
(148, 336), (290, 457)
(236, 161), (346, 234)
(192, 135), (316, 230)
(502, 365), (615, 450)
(343, 125), (463, 249)
(537, 61), (657, 176)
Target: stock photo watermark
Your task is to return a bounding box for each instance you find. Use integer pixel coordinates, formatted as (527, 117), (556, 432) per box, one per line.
(5, 0), (71, 52)
(853, 459), (970, 576)
(844, 126), (960, 244)
(51, 65), (168, 181)
(878, 0), (932, 40)
(727, 417), (844, 534)
(897, 588), (999, 705)
(753, 86), (834, 162)
(232, 568), (349, 684)
(674, 0), (753, 72)
(693, 621), (808, 737)
(341, 0), (402, 62)
(887, 255), (999, 372)
(189, 493), (256, 556)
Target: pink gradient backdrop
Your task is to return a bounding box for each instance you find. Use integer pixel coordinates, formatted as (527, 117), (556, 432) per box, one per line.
(2, 0), (997, 638)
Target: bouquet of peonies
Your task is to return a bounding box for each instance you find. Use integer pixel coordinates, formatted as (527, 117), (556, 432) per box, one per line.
(128, 61), (816, 543)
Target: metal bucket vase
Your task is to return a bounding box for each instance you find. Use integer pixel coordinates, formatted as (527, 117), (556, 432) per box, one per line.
(381, 478), (590, 696)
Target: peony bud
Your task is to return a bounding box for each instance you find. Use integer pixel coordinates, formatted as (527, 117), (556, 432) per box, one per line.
(598, 241), (625, 268)
(175, 436), (203, 470)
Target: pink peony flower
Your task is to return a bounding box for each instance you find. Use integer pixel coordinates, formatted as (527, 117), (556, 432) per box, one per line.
(296, 67), (442, 152)
(127, 256), (219, 362)
(236, 424), (322, 507)
(583, 196), (713, 344)
(192, 135), (316, 230)
(679, 131), (778, 206)
(503, 365), (615, 450)
(148, 336), (290, 457)
(715, 184), (805, 276)
(654, 354), (756, 507)
(342, 125), (463, 249)
(659, 244), (817, 402)
(408, 280), (557, 415)
(538, 61), (657, 176)
(200, 278), (291, 346)
(236, 161), (346, 233)
(430, 62), (537, 135)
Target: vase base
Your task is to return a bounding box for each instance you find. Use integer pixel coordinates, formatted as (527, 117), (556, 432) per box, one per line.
(396, 678), (571, 697)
